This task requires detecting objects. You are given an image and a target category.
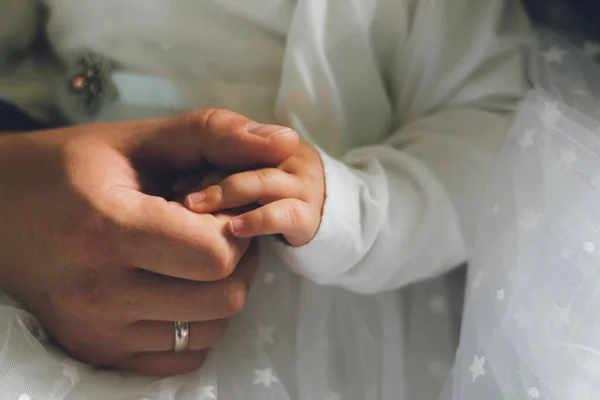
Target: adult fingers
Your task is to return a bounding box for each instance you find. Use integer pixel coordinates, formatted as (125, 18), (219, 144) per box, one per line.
(125, 319), (229, 353)
(113, 188), (249, 281)
(121, 271), (249, 322)
(127, 109), (299, 172)
(120, 350), (210, 376)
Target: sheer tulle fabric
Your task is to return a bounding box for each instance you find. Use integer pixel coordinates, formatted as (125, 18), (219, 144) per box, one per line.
(439, 32), (600, 400)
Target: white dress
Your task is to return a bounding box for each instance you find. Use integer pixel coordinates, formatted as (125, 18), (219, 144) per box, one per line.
(0, 0), (531, 399)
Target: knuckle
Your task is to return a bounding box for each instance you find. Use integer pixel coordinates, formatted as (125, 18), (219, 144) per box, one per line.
(253, 168), (270, 186)
(188, 108), (230, 131)
(282, 201), (303, 226)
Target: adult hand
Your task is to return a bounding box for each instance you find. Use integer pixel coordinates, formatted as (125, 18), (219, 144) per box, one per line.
(0, 109), (298, 376)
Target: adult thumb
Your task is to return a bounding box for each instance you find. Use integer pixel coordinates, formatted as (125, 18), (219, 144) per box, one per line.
(128, 109), (300, 171)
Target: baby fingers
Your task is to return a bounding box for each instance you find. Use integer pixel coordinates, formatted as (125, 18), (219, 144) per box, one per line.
(228, 199), (320, 247)
(185, 168), (302, 213)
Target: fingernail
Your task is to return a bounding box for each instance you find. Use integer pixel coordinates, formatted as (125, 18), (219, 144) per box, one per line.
(186, 192), (206, 206)
(230, 219), (244, 233)
(246, 123), (294, 138)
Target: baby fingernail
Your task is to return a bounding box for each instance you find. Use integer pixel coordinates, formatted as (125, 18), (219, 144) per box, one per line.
(186, 192), (206, 206)
(230, 219), (244, 233)
(246, 123), (294, 138)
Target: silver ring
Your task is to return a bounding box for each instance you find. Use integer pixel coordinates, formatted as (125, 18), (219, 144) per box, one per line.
(173, 321), (190, 352)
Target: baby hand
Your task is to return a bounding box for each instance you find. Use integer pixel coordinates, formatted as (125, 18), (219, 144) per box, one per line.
(185, 143), (325, 247)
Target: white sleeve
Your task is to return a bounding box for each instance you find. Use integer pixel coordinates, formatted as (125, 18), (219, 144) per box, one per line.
(0, 0), (58, 122)
(268, 0), (533, 294)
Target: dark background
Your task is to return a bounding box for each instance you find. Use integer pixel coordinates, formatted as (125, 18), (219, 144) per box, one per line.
(525, 0), (600, 39)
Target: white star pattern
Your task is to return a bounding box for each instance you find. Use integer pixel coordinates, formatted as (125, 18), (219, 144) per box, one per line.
(558, 148), (579, 170)
(496, 289), (505, 301)
(256, 324), (276, 349)
(468, 355), (485, 382)
(550, 303), (571, 328)
(562, 249), (573, 259)
(528, 387), (540, 398)
(543, 101), (561, 125)
(519, 212), (543, 231)
(62, 363), (80, 386)
(253, 368), (278, 387)
(198, 385), (216, 400)
(18, 395), (31, 400)
(492, 204), (500, 214)
(471, 270), (483, 290)
(514, 308), (533, 329)
(542, 46), (566, 63)
(263, 272), (275, 283)
(427, 294), (447, 315)
(584, 41), (600, 57)
(519, 129), (536, 149)
(583, 241), (596, 253)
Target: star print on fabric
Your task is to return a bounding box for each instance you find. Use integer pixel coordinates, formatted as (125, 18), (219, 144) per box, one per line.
(562, 249), (572, 259)
(543, 101), (561, 125)
(198, 385), (216, 400)
(519, 212), (543, 231)
(492, 204), (500, 214)
(253, 368), (278, 387)
(62, 363), (80, 386)
(427, 294), (447, 315)
(469, 355), (485, 382)
(263, 272), (275, 283)
(514, 308), (533, 329)
(542, 46), (566, 63)
(528, 387), (540, 398)
(519, 129), (536, 149)
(256, 324), (276, 350)
(558, 148), (579, 170)
(584, 41), (600, 57)
(550, 303), (571, 328)
(18, 395), (31, 400)
(583, 241), (596, 253)
(496, 289), (505, 301)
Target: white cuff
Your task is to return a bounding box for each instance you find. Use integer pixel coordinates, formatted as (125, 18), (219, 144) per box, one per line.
(266, 148), (362, 285)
